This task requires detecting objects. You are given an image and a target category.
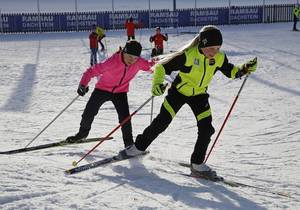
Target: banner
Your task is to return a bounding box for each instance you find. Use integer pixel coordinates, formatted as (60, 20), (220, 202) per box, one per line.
(188, 8), (228, 26)
(150, 10), (178, 28)
(0, 6), (265, 33)
(230, 6), (262, 24)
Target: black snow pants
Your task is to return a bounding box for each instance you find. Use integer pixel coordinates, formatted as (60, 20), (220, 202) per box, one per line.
(135, 87), (215, 164)
(80, 89), (133, 147)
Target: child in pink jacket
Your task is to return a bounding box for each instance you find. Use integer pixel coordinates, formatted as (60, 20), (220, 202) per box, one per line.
(66, 40), (155, 147)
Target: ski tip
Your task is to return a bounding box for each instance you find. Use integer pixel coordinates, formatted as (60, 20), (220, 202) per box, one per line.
(64, 169), (71, 175)
(178, 162), (190, 168)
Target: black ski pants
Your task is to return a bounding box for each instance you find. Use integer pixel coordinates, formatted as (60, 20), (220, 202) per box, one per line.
(293, 15), (298, 30)
(151, 48), (164, 57)
(127, 35), (135, 41)
(80, 89), (133, 147)
(135, 87), (215, 164)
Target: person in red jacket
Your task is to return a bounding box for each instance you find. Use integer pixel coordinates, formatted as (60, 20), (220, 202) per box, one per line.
(125, 17), (136, 40)
(89, 28), (99, 66)
(149, 27), (168, 57)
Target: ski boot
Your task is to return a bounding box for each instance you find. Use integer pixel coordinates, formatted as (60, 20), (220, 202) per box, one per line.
(190, 163), (223, 181)
(115, 144), (145, 160)
(66, 127), (89, 143)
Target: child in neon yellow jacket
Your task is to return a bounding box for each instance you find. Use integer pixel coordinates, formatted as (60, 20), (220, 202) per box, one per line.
(119, 25), (258, 179)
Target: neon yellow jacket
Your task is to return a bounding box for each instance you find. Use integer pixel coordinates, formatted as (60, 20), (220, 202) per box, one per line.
(153, 46), (239, 97)
(293, 7), (300, 17)
(96, 27), (105, 39)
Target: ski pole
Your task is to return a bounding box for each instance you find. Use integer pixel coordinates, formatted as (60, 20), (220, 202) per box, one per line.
(72, 95), (155, 166)
(104, 39), (108, 58)
(204, 73), (251, 163)
(138, 22), (143, 43)
(149, 83), (169, 123)
(24, 95), (80, 148)
(150, 97), (154, 123)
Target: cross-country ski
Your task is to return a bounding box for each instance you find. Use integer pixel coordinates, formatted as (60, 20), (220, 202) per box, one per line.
(65, 151), (149, 175)
(0, 137), (113, 154)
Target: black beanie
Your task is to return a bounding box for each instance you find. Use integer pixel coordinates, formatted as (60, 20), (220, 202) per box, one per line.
(123, 40), (142, 57)
(198, 26), (223, 48)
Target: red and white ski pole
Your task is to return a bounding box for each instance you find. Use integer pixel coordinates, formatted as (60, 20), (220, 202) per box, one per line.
(72, 95), (155, 166)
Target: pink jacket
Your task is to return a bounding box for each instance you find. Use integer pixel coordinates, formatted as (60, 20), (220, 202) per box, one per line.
(80, 52), (154, 93)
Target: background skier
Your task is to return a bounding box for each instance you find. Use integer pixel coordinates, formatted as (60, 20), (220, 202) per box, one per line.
(292, 5), (300, 31)
(125, 17), (137, 40)
(95, 25), (106, 51)
(89, 27), (99, 66)
(149, 27), (168, 57)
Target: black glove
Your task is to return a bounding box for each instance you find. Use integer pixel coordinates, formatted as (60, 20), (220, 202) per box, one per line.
(149, 36), (154, 42)
(77, 84), (89, 96)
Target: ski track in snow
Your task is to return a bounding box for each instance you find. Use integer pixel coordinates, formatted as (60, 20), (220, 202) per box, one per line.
(0, 22), (300, 209)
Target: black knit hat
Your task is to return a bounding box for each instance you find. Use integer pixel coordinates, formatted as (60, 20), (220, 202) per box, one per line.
(123, 40), (142, 57)
(198, 25), (223, 48)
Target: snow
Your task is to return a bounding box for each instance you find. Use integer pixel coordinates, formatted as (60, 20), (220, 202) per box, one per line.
(0, 17), (300, 210)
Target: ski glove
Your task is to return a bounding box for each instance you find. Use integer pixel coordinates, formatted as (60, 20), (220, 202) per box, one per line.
(241, 57), (257, 73)
(152, 64), (166, 96)
(236, 57), (257, 78)
(152, 83), (167, 96)
(77, 84), (89, 96)
(165, 33), (168, 41)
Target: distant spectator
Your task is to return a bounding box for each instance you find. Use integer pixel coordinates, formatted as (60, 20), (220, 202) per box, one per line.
(292, 5), (300, 31)
(95, 26), (106, 51)
(149, 27), (168, 57)
(89, 27), (99, 66)
(125, 17), (139, 40)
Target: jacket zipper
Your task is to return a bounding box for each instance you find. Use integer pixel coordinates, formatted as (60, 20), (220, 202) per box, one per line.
(112, 65), (128, 93)
(199, 58), (206, 87)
